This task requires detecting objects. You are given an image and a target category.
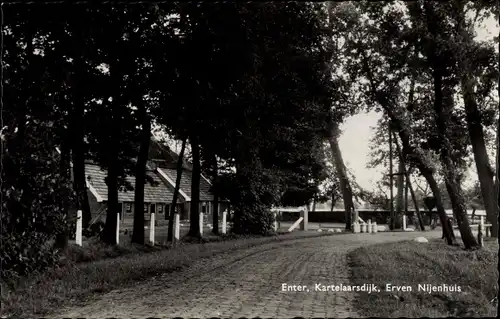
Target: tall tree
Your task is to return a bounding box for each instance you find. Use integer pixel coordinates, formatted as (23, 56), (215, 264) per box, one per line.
(188, 136), (202, 237)
(393, 132), (425, 231)
(211, 155), (220, 235)
(167, 138), (187, 242)
(330, 2), (456, 243)
(395, 152), (405, 229)
(324, 2), (359, 230)
(327, 122), (356, 230)
(448, 1), (498, 237)
(131, 109), (151, 244)
(411, 1), (478, 248)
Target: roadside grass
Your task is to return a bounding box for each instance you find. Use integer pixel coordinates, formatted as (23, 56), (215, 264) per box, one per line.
(348, 238), (499, 318)
(0, 231), (335, 318)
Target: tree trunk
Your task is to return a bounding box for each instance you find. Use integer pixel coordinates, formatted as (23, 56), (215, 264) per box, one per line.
(496, 114), (499, 226)
(453, 4), (498, 238)
(393, 133), (425, 231)
(212, 155), (219, 235)
(131, 113), (150, 244)
(167, 137), (187, 242)
(54, 139), (71, 250)
(312, 198), (317, 212)
(70, 60), (91, 229)
(423, 1), (478, 248)
(102, 141), (119, 245)
(395, 157), (405, 229)
(187, 136), (201, 237)
(360, 50), (454, 244)
(328, 120), (355, 230)
(405, 173), (409, 214)
(72, 139), (91, 229)
(389, 122), (395, 230)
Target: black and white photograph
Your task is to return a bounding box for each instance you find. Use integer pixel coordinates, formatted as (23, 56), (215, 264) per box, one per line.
(1, 1), (499, 318)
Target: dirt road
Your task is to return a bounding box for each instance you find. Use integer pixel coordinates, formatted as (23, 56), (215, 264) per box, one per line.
(56, 231), (442, 318)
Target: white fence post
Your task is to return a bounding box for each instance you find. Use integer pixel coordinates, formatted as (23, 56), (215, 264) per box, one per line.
(373, 222), (378, 233)
(76, 210), (83, 246)
(353, 222), (360, 233)
(403, 215), (407, 230)
(150, 212), (155, 245)
(174, 213), (180, 241)
(361, 223), (367, 233)
(222, 210), (227, 234)
(273, 212), (278, 232)
(116, 212), (120, 245)
(367, 219), (372, 234)
(199, 212), (204, 236)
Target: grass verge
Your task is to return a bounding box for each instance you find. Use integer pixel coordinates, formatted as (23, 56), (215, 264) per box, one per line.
(1, 231), (334, 317)
(348, 238), (499, 318)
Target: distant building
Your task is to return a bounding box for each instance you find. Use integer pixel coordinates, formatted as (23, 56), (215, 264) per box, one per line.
(70, 138), (228, 225)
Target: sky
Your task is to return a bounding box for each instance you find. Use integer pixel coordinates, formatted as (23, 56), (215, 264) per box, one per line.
(339, 14), (499, 192)
(338, 110), (382, 191)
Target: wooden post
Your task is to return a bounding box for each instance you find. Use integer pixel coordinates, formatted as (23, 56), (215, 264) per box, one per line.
(403, 215), (407, 230)
(150, 212), (155, 245)
(222, 210), (227, 234)
(300, 208), (309, 231)
(361, 223), (367, 233)
(373, 222), (378, 233)
(367, 219), (372, 233)
(76, 210), (83, 246)
(174, 213), (180, 241)
(116, 212), (120, 245)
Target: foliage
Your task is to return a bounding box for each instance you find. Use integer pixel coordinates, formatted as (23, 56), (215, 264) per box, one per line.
(1, 124), (73, 278)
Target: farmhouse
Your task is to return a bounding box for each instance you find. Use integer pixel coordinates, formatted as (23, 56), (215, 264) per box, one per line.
(78, 138), (228, 225)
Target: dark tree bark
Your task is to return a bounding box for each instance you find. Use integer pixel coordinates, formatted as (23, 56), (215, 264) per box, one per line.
(389, 122), (395, 230)
(211, 155), (219, 235)
(54, 138), (71, 250)
(453, 4), (498, 238)
(405, 171), (409, 222)
(102, 89), (121, 245)
(71, 91), (92, 229)
(328, 120), (356, 230)
(360, 42), (454, 245)
(67, 53), (92, 229)
(395, 156), (405, 229)
(424, 1), (478, 249)
(393, 132), (425, 231)
(167, 137), (187, 242)
(496, 115), (499, 229)
(187, 136), (202, 237)
(102, 144), (120, 245)
(131, 111), (150, 244)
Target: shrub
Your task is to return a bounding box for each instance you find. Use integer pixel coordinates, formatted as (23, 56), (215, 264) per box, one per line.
(1, 124), (73, 280)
